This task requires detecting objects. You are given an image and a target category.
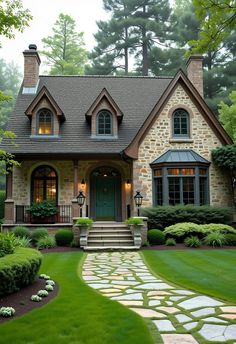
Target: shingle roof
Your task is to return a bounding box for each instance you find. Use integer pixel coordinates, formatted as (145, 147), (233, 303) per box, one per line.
(1, 75), (172, 155)
(150, 149), (210, 165)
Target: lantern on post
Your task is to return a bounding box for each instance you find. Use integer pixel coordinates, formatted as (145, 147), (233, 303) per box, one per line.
(134, 191), (143, 216)
(76, 191), (85, 217)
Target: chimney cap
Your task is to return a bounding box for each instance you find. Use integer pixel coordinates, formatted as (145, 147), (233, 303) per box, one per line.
(187, 54), (204, 66)
(28, 44), (37, 50)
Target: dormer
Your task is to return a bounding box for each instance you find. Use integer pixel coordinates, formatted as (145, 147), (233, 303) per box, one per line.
(85, 88), (123, 139)
(25, 86), (65, 138)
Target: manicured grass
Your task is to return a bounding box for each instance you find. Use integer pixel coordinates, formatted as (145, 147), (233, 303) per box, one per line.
(0, 252), (154, 344)
(142, 249), (236, 303)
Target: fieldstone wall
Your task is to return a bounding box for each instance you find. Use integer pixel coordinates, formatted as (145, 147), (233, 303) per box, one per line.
(133, 84), (232, 208)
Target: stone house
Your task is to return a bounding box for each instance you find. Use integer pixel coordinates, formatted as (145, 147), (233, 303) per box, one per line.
(2, 45), (233, 226)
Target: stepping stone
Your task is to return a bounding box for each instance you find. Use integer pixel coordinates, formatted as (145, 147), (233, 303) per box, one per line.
(203, 317), (227, 324)
(179, 296), (223, 310)
(112, 281), (139, 285)
(100, 288), (122, 293)
(83, 276), (101, 281)
(150, 296), (165, 300)
(153, 320), (176, 332)
(106, 276), (124, 280)
(166, 301), (173, 306)
(118, 301), (143, 306)
(161, 334), (198, 344)
(148, 291), (171, 296)
(88, 283), (112, 289)
(220, 314), (236, 320)
(176, 314), (192, 323)
(191, 307), (215, 317)
(149, 300), (161, 306)
(172, 290), (195, 296)
(158, 307), (179, 314)
(199, 324), (227, 341)
(82, 271), (94, 276)
(225, 325), (236, 340)
(112, 285), (129, 290)
(220, 306), (236, 313)
(125, 289), (138, 293)
(184, 322), (198, 331)
(130, 308), (166, 318)
(111, 293), (143, 300)
(135, 283), (173, 290)
(170, 296), (185, 301)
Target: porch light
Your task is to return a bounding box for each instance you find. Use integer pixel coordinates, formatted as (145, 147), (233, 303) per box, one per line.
(126, 179), (130, 186)
(81, 179), (86, 188)
(134, 191), (143, 216)
(76, 191), (86, 217)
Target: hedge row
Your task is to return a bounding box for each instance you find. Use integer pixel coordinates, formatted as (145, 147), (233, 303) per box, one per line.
(141, 205), (233, 229)
(0, 247), (42, 296)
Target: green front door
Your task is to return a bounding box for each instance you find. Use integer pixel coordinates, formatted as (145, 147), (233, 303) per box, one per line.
(95, 177), (115, 221)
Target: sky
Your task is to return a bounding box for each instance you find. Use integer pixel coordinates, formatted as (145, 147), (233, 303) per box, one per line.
(0, 0), (109, 72)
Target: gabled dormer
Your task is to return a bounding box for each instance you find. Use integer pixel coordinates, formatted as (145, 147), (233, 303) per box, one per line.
(85, 88), (123, 139)
(25, 86), (65, 138)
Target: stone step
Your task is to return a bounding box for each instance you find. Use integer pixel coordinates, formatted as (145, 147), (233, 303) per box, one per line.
(87, 239), (134, 246)
(89, 229), (131, 234)
(84, 246), (139, 251)
(88, 233), (132, 238)
(88, 235), (133, 241)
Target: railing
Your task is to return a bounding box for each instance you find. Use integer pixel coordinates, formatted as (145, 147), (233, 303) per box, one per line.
(15, 205), (72, 224)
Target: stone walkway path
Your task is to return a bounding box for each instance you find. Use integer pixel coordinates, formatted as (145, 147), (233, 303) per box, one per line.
(82, 252), (236, 344)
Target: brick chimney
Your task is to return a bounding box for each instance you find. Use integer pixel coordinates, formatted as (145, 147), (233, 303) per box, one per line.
(186, 55), (204, 97)
(23, 44), (41, 88)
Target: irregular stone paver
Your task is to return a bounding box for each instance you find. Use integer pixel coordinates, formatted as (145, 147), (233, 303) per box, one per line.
(83, 252), (236, 344)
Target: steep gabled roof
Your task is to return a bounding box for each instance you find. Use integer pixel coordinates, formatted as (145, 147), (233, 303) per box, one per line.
(124, 70), (232, 159)
(25, 85), (65, 122)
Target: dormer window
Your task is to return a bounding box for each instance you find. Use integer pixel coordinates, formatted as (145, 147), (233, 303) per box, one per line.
(37, 108), (53, 135)
(97, 110), (112, 136)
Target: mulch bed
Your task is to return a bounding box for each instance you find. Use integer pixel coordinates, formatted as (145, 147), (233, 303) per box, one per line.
(142, 243), (236, 250)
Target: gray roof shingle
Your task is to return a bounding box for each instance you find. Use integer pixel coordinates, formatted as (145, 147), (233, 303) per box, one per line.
(150, 149), (210, 165)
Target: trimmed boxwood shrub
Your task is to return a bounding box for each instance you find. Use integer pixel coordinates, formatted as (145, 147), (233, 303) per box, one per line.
(0, 247), (42, 296)
(12, 226), (30, 238)
(30, 228), (49, 245)
(201, 224), (236, 234)
(141, 205), (233, 229)
(148, 229), (165, 245)
(37, 236), (56, 249)
(165, 238), (176, 246)
(55, 229), (74, 246)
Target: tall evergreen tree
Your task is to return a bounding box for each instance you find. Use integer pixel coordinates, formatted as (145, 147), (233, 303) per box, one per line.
(42, 14), (87, 75)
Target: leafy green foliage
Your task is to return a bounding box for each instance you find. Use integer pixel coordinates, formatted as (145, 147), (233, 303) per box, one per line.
(225, 233), (236, 246)
(0, 189), (5, 218)
(201, 223), (236, 234)
(218, 91), (236, 142)
(0, 232), (15, 257)
(141, 205), (233, 229)
(55, 229), (74, 246)
(13, 236), (31, 248)
(30, 228), (49, 245)
(204, 232), (227, 247)
(147, 229), (165, 245)
(12, 225), (30, 238)
(27, 200), (58, 218)
(41, 13), (87, 75)
(184, 236), (201, 248)
(0, 247), (42, 296)
(75, 218), (93, 226)
(125, 217), (143, 226)
(37, 236), (56, 250)
(165, 238), (176, 246)
(212, 145), (236, 171)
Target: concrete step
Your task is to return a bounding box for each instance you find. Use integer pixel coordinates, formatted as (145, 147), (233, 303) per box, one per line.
(84, 246), (140, 251)
(88, 234), (132, 239)
(87, 240), (134, 247)
(89, 229), (131, 234)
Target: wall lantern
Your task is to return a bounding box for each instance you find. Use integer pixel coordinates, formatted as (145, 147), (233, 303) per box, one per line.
(126, 179), (130, 186)
(81, 179), (86, 188)
(134, 190), (143, 216)
(76, 191), (86, 217)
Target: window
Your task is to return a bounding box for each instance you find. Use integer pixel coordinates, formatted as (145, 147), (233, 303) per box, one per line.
(173, 109), (189, 137)
(37, 108), (53, 135)
(31, 165), (57, 203)
(97, 110), (112, 136)
(153, 166), (209, 206)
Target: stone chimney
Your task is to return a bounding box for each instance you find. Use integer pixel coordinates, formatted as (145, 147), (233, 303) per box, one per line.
(23, 44), (41, 88)
(186, 55), (204, 97)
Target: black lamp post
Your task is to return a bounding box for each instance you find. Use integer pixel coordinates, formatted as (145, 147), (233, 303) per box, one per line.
(76, 191), (85, 217)
(134, 190), (143, 216)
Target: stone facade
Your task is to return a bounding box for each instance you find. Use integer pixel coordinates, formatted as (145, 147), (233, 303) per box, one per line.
(133, 84), (232, 208)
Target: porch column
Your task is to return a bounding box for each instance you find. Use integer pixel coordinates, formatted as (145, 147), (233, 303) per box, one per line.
(71, 160), (80, 219)
(5, 171), (14, 224)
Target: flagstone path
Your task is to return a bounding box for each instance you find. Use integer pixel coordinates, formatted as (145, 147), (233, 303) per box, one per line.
(82, 252), (236, 344)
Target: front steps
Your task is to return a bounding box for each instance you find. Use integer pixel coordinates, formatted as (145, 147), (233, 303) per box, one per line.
(84, 222), (139, 251)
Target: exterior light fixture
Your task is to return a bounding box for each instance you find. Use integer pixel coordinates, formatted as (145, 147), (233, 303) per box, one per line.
(76, 191), (86, 217)
(126, 179), (130, 185)
(134, 190), (143, 216)
(81, 179), (85, 188)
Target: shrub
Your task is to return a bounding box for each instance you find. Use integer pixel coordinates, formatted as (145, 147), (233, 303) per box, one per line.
(141, 205), (233, 229)
(184, 236), (201, 248)
(165, 238), (176, 246)
(164, 222), (202, 240)
(0, 233), (15, 257)
(0, 190), (5, 220)
(148, 229), (165, 245)
(12, 226), (30, 238)
(13, 236), (31, 248)
(27, 200), (57, 218)
(125, 217), (143, 226)
(37, 236), (56, 250)
(46, 280), (55, 286)
(45, 284), (53, 291)
(201, 223), (236, 235)
(37, 290), (49, 297)
(55, 229), (74, 246)
(39, 274), (51, 280)
(204, 232), (227, 247)
(31, 295), (42, 302)
(225, 233), (236, 246)
(76, 218), (93, 226)
(0, 247), (42, 296)
(0, 306), (15, 317)
(30, 228), (49, 245)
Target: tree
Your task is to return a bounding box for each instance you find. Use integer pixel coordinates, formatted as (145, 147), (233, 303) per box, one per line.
(218, 91), (236, 143)
(188, 0), (236, 54)
(42, 13), (87, 75)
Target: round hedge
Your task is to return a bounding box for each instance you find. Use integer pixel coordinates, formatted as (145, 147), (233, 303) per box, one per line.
(148, 229), (165, 245)
(0, 247), (42, 296)
(55, 229), (74, 246)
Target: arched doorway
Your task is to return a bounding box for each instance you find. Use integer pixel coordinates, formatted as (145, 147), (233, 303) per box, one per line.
(31, 165), (58, 204)
(90, 166), (121, 221)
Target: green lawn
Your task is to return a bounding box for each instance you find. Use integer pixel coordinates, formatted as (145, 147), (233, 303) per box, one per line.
(0, 252), (154, 344)
(142, 249), (236, 303)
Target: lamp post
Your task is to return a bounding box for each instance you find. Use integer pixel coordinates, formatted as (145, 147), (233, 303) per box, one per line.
(76, 191), (85, 217)
(134, 191), (143, 216)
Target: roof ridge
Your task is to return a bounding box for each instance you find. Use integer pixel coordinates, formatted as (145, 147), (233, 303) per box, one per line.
(39, 74), (173, 80)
